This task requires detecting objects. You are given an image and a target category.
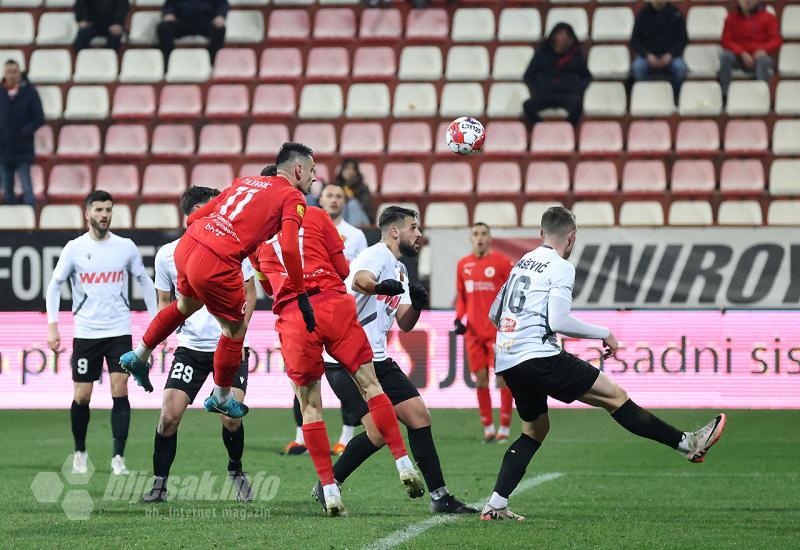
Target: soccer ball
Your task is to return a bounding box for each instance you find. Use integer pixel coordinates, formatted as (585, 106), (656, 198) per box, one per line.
(445, 117), (486, 155)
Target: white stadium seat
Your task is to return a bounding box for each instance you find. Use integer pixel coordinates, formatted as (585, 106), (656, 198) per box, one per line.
(779, 44), (800, 76)
(73, 49), (119, 83)
(726, 81), (770, 116)
(225, 11), (265, 43)
(38, 86), (63, 120)
(782, 5), (800, 39)
(486, 83), (528, 117)
(545, 8), (588, 41)
(135, 204), (181, 229)
(1, 0), (42, 7)
(591, 7), (634, 42)
(111, 204), (133, 229)
(129, 11), (161, 45)
(773, 120), (800, 155)
(679, 81), (722, 116)
(424, 203), (469, 228)
(0, 13), (34, 45)
(493, 46), (533, 81)
(583, 82), (626, 117)
(345, 84), (390, 118)
(776, 81), (800, 115)
(0, 205), (35, 229)
(440, 83), (485, 118)
(473, 201), (517, 227)
(631, 81), (675, 116)
(0, 49), (25, 69)
(521, 201), (562, 227)
(166, 49), (212, 82)
(120, 49), (164, 83)
(399, 47), (442, 81)
(446, 46), (489, 81)
(64, 86), (109, 120)
(27, 49), (71, 84)
(768, 201), (800, 225)
(572, 201), (615, 226)
(620, 201), (664, 226)
(498, 8), (541, 42)
(393, 84), (437, 118)
(39, 205), (83, 229)
(718, 201), (763, 226)
(299, 84), (343, 118)
(687, 6), (727, 40)
(668, 201), (713, 226)
(684, 45), (722, 78)
(769, 160), (800, 195)
(588, 46), (630, 79)
(36, 13), (77, 45)
(451, 8), (495, 42)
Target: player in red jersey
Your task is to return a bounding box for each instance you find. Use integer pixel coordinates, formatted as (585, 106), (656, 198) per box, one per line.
(251, 205), (424, 517)
(120, 143), (318, 419)
(455, 222), (515, 442)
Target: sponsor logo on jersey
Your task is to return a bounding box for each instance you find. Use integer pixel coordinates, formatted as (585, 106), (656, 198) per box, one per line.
(500, 318), (517, 333)
(78, 271), (124, 284)
(484, 266), (495, 278)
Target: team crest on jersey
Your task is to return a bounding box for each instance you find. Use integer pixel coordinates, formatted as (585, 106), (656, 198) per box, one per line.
(484, 266), (495, 278)
(296, 205), (305, 217)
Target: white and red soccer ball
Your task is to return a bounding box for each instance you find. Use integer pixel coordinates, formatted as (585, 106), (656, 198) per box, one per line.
(445, 116), (486, 155)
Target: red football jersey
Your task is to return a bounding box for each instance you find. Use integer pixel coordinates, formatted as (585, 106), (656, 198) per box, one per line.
(186, 175), (306, 263)
(252, 206), (346, 313)
(455, 250), (513, 341)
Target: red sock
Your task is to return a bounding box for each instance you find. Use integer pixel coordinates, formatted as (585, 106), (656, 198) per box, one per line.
(367, 393), (407, 459)
(500, 387), (514, 428)
(302, 421), (335, 485)
(142, 301), (188, 349)
(477, 387), (493, 427)
(213, 335), (244, 387)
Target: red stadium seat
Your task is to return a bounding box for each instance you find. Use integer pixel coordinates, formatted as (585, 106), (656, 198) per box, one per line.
(212, 48), (257, 81)
(573, 161), (618, 195)
(530, 122), (574, 155)
(252, 84), (296, 117)
(671, 160), (715, 194)
(198, 125), (243, 157)
(621, 160), (667, 194)
(141, 164), (187, 197)
(151, 125), (195, 158)
(525, 161), (569, 195)
(675, 120), (720, 154)
(315, 163), (332, 185)
(477, 162), (522, 194)
(724, 120), (768, 153)
(190, 164), (234, 190)
(267, 10), (311, 40)
(352, 47), (396, 79)
(387, 122), (432, 154)
(158, 85), (202, 118)
(360, 8), (403, 40)
(95, 165), (139, 198)
(381, 163), (425, 195)
(578, 121), (623, 154)
(720, 159), (765, 194)
(406, 9), (449, 40)
(56, 124), (101, 158)
(205, 84), (249, 118)
(105, 124), (148, 158)
(245, 124), (290, 157)
(293, 123), (337, 155)
(627, 121), (671, 155)
(34, 125), (53, 158)
(112, 85), (156, 118)
(434, 121), (452, 154)
(340, 122), (385, 155)
(483, 121), (527, 155)
(259, 48), (303, 80)
(429, 162), (473, 194)
(314, 9), (357, 40)
(48, 164), (92, 198)
(355, 162), (377, 192)
(239, 164), (265, 178)
(306, 47), (350, 79)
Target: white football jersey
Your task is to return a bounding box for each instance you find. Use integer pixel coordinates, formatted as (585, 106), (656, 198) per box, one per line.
(154, 239), (254, 352)
(345, 242), (411, 362)
(46, 232), (156, 339)
(335, 218), (367, 262)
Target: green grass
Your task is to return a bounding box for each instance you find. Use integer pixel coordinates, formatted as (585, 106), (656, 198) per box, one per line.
(2, 408), (798, 549)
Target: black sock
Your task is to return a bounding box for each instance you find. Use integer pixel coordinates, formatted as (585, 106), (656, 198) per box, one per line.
(111, 396), (131, 457)
(153, 431), (177, 478)
(493, 434), (541, 498)
(333, 431), (380, 484)
(293, 396), (303, 427)
(611, 399), (683, 448)
(408, 426), (446, 493)
(222, 424), (245, 471)
(71, 401), (90, 452)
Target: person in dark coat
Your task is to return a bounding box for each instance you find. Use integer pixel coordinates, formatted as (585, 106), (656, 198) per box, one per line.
(157, 0), (228, 65)
(0, 60), (44, 208)
(74, 0), (129, 52)
(334, 158), (373, 226)
(522, 22), (592, 127)
(630, 0), (689, 99)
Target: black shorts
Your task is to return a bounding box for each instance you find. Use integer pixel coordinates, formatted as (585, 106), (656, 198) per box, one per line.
(72, 335), (131, 382)
(500, 350), (600, 421)
(324, 358), (421, 424)
(164, 346), (249, 404)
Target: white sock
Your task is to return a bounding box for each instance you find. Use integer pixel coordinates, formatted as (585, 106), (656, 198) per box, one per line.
(430, 486), (449, 500)
(135, 342), (153, 362)
(323, 483), (341, 500)
(395, 455), (414, 471)
(677, 432), (691, 453)
(295, 427), (305, 445)
(488, 492), (508, 509)
(212, 385), (231, 405)
(498, 425), (510, 437)
(484, 424), (496, 436)
(338, 425), (355, 445)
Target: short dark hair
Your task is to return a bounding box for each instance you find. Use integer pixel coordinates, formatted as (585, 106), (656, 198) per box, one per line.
(84, 190), (113, 208)
(180, 186), (220, 216)
(275, 142), (313, 169)
(541, 206), (576, 236)
(378, 206), (418, 232)
(260, 164), (277, 177)
(471, 222), (490, 232)
(5, 59), (19, 68)
(321, 181), (345, 194)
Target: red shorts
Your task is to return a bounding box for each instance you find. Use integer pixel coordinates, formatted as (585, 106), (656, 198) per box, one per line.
(466, 335), (495, 373)
(276, 291), (373, 387)
(174, 235), (246, 322)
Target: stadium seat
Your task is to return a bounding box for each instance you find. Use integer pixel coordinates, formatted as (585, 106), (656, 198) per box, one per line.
(588, 46), (629, 79)
(352, 47), (396, 79)
(493, 46), (533, 81)
(299, 84), (344, 118)
(428, 162), (473, 194)
(105, 125), (148, 158)
(521, 201), (562, 227)
(684, 45), (722, 78)
(573, 161), (618, 195)
(783, 5), (800, 39)
(73, 49), (118, 83)
(446, 46), (489, 81)
(473, 201), (517, 227)
(56, 125), (101, 158)
(158, 85), (202, 118)
(141, 165), (187, 197)
(381, 163), (425, 195)
(779, 44), (800, 76)
(245, 123), (290, 157)
(38, 86), (63, 120)
(151, 125), (195, 158)
(627, 121), (671, 155)
(768, 201), (800, 225)
(0, 205), (35, 230)
(205, 84), (249, 117)
(112, 86), (156, 119)
(213, 48), (257, 81)
(190, 164), (234, 190)
(110, 204), (132, 229)
(424, 202), (469, 228)
(27, 49), (71, 84)
(387, 122), (432, 154)
(591, 7), (634, 42)
(583, 82), (627, 117)
(95, 165), (139, 198)
(477, 162), (521, 195)
(406, 9), (449, 40)
(440, 83), (484, 118)
(619, 201), (664, 226)
(64, 86), (109, 120)
(530, 122), (574, 155)
(631, 81), (675, 117)
(129, 11), (160, 45)
(486, 83), (528, 118)
(166, 49), (212, 82)
(393, 84), (438, 118)
(776, 81), (800, 115)
(252, 84), (297, 117)
(226, 11), (265, 43)
(578, 121), (623, 154)
(340, 122), (385, 154)
(571, 201), (615, 226)
(239, 163), (264, 178)
(668, 201), (714, 225)
(724, 120), (768, 153)
(135, 205), (181, 229)
(377, 202), (420, 221)
(686, 6), (727, 40)
(346, 83), (391, 118)
(671, 160), (716, 194)
(679, 81), (723, 116)
(726, 81), (770, 116)
(769, 159), (800, 195)
(306, 47), (349, 78)
(48, 165), (92, 198)
(314, 8), (357, 40)
(268, 10), (311, 40)
(40, 205), (84, 229)
(482, 121), (527, 155)
(497, 8), (541, 42)
(198, 125), (243, 157)
(545, 8), (588, 41)
(293, 123), (337, 155)
(718, 201), (763, 225)
(622, 160), (667, 194)
(119, 49), (163, 83)
(675, 120), (720, 153)
(359, 8), (402, 40)
(451, 8), (495, 42)
(720, 159), (764, 194)
(34, 126), (53, 158)
(399, 46), (442, 80)
(20, 164), (45, 200)
(0, 49), (25, 70)
(0, 13), (34, 45)
(260, 48), (303, 79)
(773, 120), (800, 155)
(525, 162), (569, 195)
(36, 13), (76, 45)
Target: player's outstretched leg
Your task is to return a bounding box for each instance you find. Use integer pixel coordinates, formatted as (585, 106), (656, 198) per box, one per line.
(281, 396), (308, 455)
(203, 318), (249, 418)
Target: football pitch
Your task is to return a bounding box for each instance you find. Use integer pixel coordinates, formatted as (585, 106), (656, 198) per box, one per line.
(3, 408), (798, 549)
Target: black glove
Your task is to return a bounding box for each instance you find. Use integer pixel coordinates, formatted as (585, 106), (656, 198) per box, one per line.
(374, 279), (404, 296)
(453, 319), (467, 335)
(297, 293), (316, 333)
(409, 283), (428, 311)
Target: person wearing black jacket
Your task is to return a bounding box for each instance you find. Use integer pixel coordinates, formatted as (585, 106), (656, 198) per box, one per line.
(74, 0), (129, 52)
(0, 60), (44, 208)
(157, 0), (229, 65)
(630, 1), (689, 99)
(522, 23), (592, 128)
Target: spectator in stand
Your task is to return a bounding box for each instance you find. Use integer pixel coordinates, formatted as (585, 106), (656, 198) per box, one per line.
(630, 0), (689, 100)
(522, 23), (592, 128)
(334, 159), (373, 226)
(0, 60), (43, 208)
(719, 0), (782, 97)
(157, 0), (228, 65)
(74, 0), (129, 53)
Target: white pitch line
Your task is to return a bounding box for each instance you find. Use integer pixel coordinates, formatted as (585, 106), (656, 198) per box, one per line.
(363, 472), (564, 550)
